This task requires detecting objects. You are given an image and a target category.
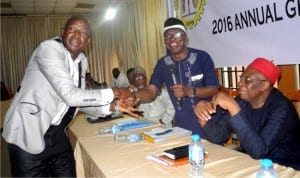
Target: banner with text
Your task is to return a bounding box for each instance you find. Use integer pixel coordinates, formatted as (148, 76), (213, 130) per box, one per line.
(167, 0), (300, 67)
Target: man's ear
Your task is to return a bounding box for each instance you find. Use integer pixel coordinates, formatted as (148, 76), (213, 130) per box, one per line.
(185, 35), (189, 46)
(260, 81), (272, 91)
(82, 37), (91, 49)
(87, 38), (91, 45)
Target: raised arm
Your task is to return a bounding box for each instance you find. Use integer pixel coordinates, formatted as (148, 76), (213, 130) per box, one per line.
(133, 84), (158, 102)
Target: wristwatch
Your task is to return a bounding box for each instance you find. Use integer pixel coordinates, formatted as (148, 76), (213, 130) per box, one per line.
(190, 87), (196, 97)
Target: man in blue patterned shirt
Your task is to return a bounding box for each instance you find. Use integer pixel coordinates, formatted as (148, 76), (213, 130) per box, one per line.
(134, 17), (219, 137)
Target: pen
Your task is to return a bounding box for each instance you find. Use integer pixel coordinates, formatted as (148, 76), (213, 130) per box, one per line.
(155, 129), (173, 136)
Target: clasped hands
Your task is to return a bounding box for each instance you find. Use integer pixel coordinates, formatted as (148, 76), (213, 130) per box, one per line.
(193, 92), (241, 126)
(112, 87), (142, 119)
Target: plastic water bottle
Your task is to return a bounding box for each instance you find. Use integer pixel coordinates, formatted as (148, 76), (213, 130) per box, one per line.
(256, 159), (278, 178)
(114, 133), (143, 143)
(189, 134), (204, 178)
(98, 124), (121, 135)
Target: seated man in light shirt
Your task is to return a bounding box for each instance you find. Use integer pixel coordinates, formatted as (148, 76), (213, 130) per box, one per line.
(132, 66), (175, 127)
(194, 57), (300, 170)
(111, 67), (130, 88)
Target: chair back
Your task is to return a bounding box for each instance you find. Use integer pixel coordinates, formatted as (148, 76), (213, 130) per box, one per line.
(219, 86), (239, 98)
(283, 90), (300, 118)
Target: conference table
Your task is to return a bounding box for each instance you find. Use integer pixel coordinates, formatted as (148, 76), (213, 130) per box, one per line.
(69, 113), (299, 178)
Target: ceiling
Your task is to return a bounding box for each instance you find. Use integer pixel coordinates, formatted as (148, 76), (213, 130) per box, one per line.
(0, 0), (133, 16)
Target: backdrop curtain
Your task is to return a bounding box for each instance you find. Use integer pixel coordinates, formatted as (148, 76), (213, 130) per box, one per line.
(1, 0), (167, 93)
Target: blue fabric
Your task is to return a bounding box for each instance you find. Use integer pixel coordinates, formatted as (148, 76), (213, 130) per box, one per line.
(150, 48), (219, 137)
(203, 88), (300, 170)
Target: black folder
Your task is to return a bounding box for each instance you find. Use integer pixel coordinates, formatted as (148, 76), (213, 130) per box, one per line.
(163, 145), (189, 160)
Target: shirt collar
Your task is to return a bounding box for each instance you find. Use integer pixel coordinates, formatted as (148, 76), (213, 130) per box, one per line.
(66, 50), (83, 64)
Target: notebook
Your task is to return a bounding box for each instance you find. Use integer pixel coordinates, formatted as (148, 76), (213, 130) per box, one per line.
(141, 127), (192, 143)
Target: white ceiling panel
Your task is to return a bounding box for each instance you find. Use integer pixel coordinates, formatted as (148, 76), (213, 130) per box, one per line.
(1, 8), (13, 14)
(78, 0), (99, 3)
(11, 0), (33, 3)
(56, 1), (76, 7)
(54, 9), (73, 14)
(1, 0), (135, 15)
(36, 7), (55, 11)
(14, 8), (34, 14)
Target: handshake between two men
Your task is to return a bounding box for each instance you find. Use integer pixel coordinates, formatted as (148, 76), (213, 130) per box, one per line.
(111, 87), (142, 119)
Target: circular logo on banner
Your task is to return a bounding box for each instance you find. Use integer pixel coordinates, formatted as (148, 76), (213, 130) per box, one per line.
(174, 0), (206, 29)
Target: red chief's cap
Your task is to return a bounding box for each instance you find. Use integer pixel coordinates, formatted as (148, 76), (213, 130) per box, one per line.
(248, 58), (281, 84)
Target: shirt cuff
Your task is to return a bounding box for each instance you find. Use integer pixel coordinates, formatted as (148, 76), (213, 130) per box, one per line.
(101, 104), (112, 115)
(100, 88), (114, 104)
(100, 89), (114, 115)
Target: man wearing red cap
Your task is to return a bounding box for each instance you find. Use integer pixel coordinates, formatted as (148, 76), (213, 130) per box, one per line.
(194, 57), (300, 170)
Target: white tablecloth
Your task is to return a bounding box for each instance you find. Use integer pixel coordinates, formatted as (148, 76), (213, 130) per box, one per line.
(69, 114), (299, 178)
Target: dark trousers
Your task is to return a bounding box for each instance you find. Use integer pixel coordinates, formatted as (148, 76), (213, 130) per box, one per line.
(8, 107), (76, 177)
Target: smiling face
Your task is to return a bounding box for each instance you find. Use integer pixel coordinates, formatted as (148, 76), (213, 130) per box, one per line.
(164, 28), (189, 61)
(62, 16), (91, 60)
(133, 73), (147, 89)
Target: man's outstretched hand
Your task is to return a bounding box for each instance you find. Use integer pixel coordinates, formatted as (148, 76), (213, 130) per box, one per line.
(117, 99), (143, 119)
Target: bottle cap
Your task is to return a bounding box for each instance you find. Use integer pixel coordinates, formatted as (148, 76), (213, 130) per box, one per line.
(261, 159), (273, 168)
(192, 134), (200, 141)
(112, 125), (121, 134)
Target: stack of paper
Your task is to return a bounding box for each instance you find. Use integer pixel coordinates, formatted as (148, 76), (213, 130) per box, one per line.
(146, 153), (189, 166)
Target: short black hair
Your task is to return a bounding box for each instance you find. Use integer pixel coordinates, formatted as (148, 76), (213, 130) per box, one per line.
(126, 67), (135, 76)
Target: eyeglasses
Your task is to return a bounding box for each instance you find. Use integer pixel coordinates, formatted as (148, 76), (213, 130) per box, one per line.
(134, 76), (145, 81)
(164, 31), (185, 40)
(239, 76), (267, 85)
